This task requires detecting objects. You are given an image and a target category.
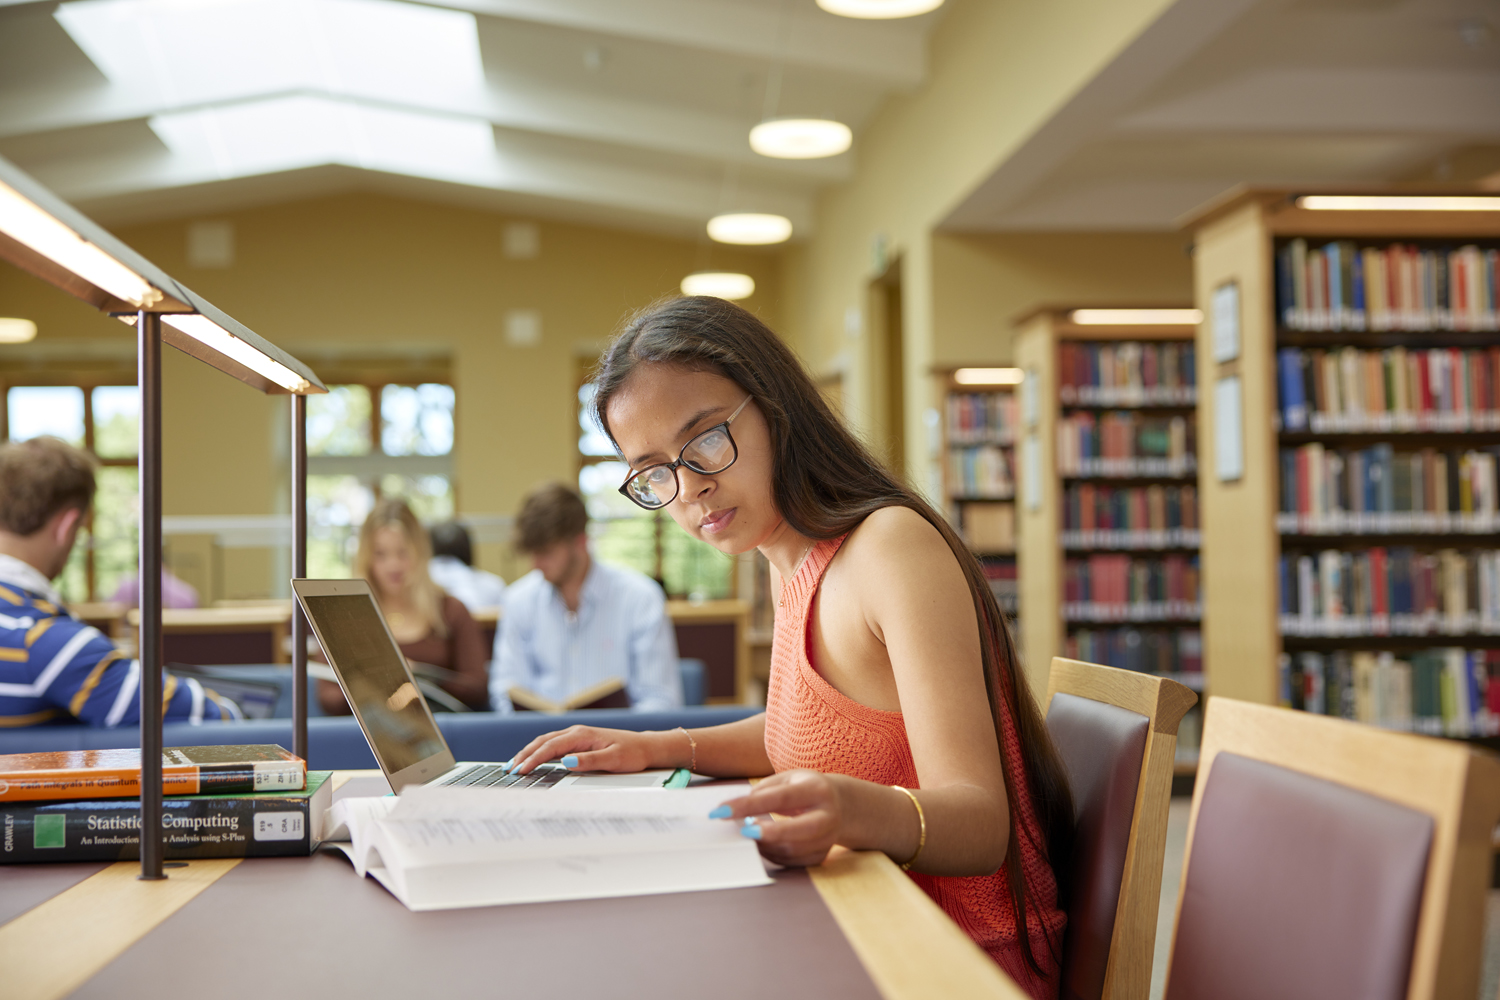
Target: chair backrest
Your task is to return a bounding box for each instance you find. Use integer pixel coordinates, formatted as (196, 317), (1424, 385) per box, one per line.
(1043, 657), (1198, 1000)
(1162, 697), (1500, 1000)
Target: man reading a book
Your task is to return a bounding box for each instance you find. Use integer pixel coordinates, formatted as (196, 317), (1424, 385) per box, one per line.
(490, 483), (682, 713)
(0, 436), (241, 727)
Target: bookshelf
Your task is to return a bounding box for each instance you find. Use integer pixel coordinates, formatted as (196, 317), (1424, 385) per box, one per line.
(1184, 188), (1500, 739)
(938, 369), (1020, 627)
(1013, 310), (1203, 716)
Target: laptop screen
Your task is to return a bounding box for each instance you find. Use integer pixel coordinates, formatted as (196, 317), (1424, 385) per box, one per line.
(302, 592), (447, 773)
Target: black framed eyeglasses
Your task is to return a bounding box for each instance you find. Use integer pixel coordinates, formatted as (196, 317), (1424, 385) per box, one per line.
(618, 396), (753, 510)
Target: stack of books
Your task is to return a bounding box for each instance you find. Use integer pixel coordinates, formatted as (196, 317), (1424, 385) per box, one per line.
(1058, 341), (1197, 405)
(1062, 483), (1199, 549)
(1064, 627), (1202, 676)
(1063, 554), (1201, 622)
(1277, 345), (1500, 432)
(1280, 648), (1498, 736)
(1278, 547), (1500, 637)
(0, 745), (327, 863)
(1277, 238), (1499, 332)
(1057, 411), (1196, 478)
(1277, 443), (1500, 533)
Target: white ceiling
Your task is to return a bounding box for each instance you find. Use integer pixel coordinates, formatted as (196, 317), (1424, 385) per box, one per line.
(0, 0), (942, 235)
(943, 0), (1500, 232)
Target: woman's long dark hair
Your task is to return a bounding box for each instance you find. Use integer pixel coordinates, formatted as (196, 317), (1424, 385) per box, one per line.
(593, 296), (1073, 975)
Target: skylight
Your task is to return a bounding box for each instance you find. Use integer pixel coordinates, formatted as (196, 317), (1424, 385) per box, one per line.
(150, 96), (497, 181)
(55, 0), (486, 110)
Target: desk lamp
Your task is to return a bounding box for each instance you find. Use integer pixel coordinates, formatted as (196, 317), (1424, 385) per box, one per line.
(0, 155), (325, 880)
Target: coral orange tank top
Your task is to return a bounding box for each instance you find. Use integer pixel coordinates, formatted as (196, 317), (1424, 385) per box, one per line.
(764, 533), (1064, 1000)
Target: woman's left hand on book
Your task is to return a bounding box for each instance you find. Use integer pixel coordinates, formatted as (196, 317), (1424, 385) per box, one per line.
(710, 770), (845, 868)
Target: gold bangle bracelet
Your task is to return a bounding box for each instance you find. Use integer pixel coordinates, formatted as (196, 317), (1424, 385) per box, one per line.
(678, 726), (697, 773)
(892, 785), (926, 871)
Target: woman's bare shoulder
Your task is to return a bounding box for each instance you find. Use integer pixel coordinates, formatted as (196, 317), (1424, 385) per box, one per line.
(841, 505), (956, 575)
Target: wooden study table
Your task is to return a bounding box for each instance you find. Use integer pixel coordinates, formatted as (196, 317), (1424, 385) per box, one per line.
(0, 772), (1027, 1000)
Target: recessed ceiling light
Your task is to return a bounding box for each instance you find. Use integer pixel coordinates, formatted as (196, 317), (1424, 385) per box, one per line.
(817, 0), (944, 17)
(954, 368), (1022, 386)
(707, 214), (793, 245)
(749, 118), (852, 160)
(681, 272), (755, 300)
(1295, 195), (1500, 212)
(0, 318), (38, 344)
(1070, 309), (1203, 326)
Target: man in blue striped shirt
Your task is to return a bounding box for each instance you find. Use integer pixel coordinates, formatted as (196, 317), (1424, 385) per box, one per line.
(0, 437), (239, 727)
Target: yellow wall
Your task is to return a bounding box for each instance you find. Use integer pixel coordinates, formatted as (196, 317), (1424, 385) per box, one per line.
(932, 232), (1194, 365)
(0, 192), (784, 591)
(783, 0), (1180, 487)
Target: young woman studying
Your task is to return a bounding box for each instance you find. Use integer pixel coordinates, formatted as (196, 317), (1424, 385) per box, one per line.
(505, 297), (1073, 998)
(318, 498), (490, 714)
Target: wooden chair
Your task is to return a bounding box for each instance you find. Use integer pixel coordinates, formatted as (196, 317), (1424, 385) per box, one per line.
(1042, 657), (1198, 1000)
(1162, 697), (1500, 1000)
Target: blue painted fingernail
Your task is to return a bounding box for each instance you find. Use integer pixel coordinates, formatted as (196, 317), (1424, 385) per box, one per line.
(501, 759), (514, 772)
(740, 822), (762, 841)
(561, 755), (579, 769)
(708, 805), (732, 819)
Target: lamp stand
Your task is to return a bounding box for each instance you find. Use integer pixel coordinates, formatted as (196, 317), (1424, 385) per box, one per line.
(137, 310), (165, 881)
(291, 394), (308, 763)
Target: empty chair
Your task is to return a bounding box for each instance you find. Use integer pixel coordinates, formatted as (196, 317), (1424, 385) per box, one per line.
(1162, 697), (1500, 1000)
(1043, 657), (1198, 1000)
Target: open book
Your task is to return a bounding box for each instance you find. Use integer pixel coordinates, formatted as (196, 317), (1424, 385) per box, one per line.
(508, 676), (629, 713)
(324, 784), (771, 911)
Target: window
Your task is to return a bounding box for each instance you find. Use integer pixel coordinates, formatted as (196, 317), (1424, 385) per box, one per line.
(307, 382), (456, 577)
(575, 376), (733, 599)
(4, 384), (140, 603)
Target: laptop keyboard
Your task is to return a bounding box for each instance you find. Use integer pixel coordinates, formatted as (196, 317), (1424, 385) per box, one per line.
(444, 762), (569, 789)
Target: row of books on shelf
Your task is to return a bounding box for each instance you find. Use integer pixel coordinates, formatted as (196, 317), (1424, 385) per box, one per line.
(948, 444), (1014, 499)
(1276, 345), (1500, 433)
(1061, 483), (1199, 549)
(1277, 238), (1498, 332)
(1057, 412), (1196, 478)
(1278, 444), (1499, 533)
(980, 557), (1018, 614)
(1063, 554), (1201, 623)
(1278, 547), (1500, 637)
(1279, 648), (1498, 738)
(1064, 627), (1202, 676)
(947, 392), (1018, 445)
(1057, 341), (1197, 406)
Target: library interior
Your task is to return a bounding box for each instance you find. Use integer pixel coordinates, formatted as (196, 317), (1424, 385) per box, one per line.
(0, 0), (1499, 998)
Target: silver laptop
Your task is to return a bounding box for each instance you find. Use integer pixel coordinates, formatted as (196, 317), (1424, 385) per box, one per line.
(292, 578), (682, 793)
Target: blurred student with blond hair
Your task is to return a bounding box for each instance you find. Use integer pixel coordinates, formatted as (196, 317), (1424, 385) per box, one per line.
(318, 498), (489, 713)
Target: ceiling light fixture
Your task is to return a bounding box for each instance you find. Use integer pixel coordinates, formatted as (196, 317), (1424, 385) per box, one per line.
(1295, 195), (1500, 212)
(681, 272), (756, 301)
(1071, 309), (1203, 326)
(0, 318), (37, 344)
(954, 367), (1023, 386)
(0, 180), (163, 309)
(161, 314), (314, 392)
(817, 0), (944, 17)
(707, 214), (793, 245)
(749, 118), (852, 159)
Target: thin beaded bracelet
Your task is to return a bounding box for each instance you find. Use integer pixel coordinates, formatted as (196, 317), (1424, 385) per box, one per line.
(892, 785), (926, 871)
(678, 726), (697, 773)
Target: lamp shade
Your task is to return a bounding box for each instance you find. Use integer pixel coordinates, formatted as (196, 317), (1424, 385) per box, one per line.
(817, 0), (943, 16)
(749, 118), (852, 159)
(0, 318), (37, 344)
(707, 213), (793, 245)
(681, 272), (756, 300)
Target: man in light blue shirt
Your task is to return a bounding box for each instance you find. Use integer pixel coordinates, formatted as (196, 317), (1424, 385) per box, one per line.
(489, 484), (681, 714)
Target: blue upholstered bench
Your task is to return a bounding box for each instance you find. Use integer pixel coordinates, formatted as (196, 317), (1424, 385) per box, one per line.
(0, 706), (763, 771)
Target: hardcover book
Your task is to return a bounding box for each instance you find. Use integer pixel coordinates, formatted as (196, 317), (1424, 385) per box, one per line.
(0, 771), (332, 863)
(0, 745), (305, 802)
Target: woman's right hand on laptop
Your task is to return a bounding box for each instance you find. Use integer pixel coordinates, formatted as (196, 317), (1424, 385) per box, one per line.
(504, 726), (665, 775)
